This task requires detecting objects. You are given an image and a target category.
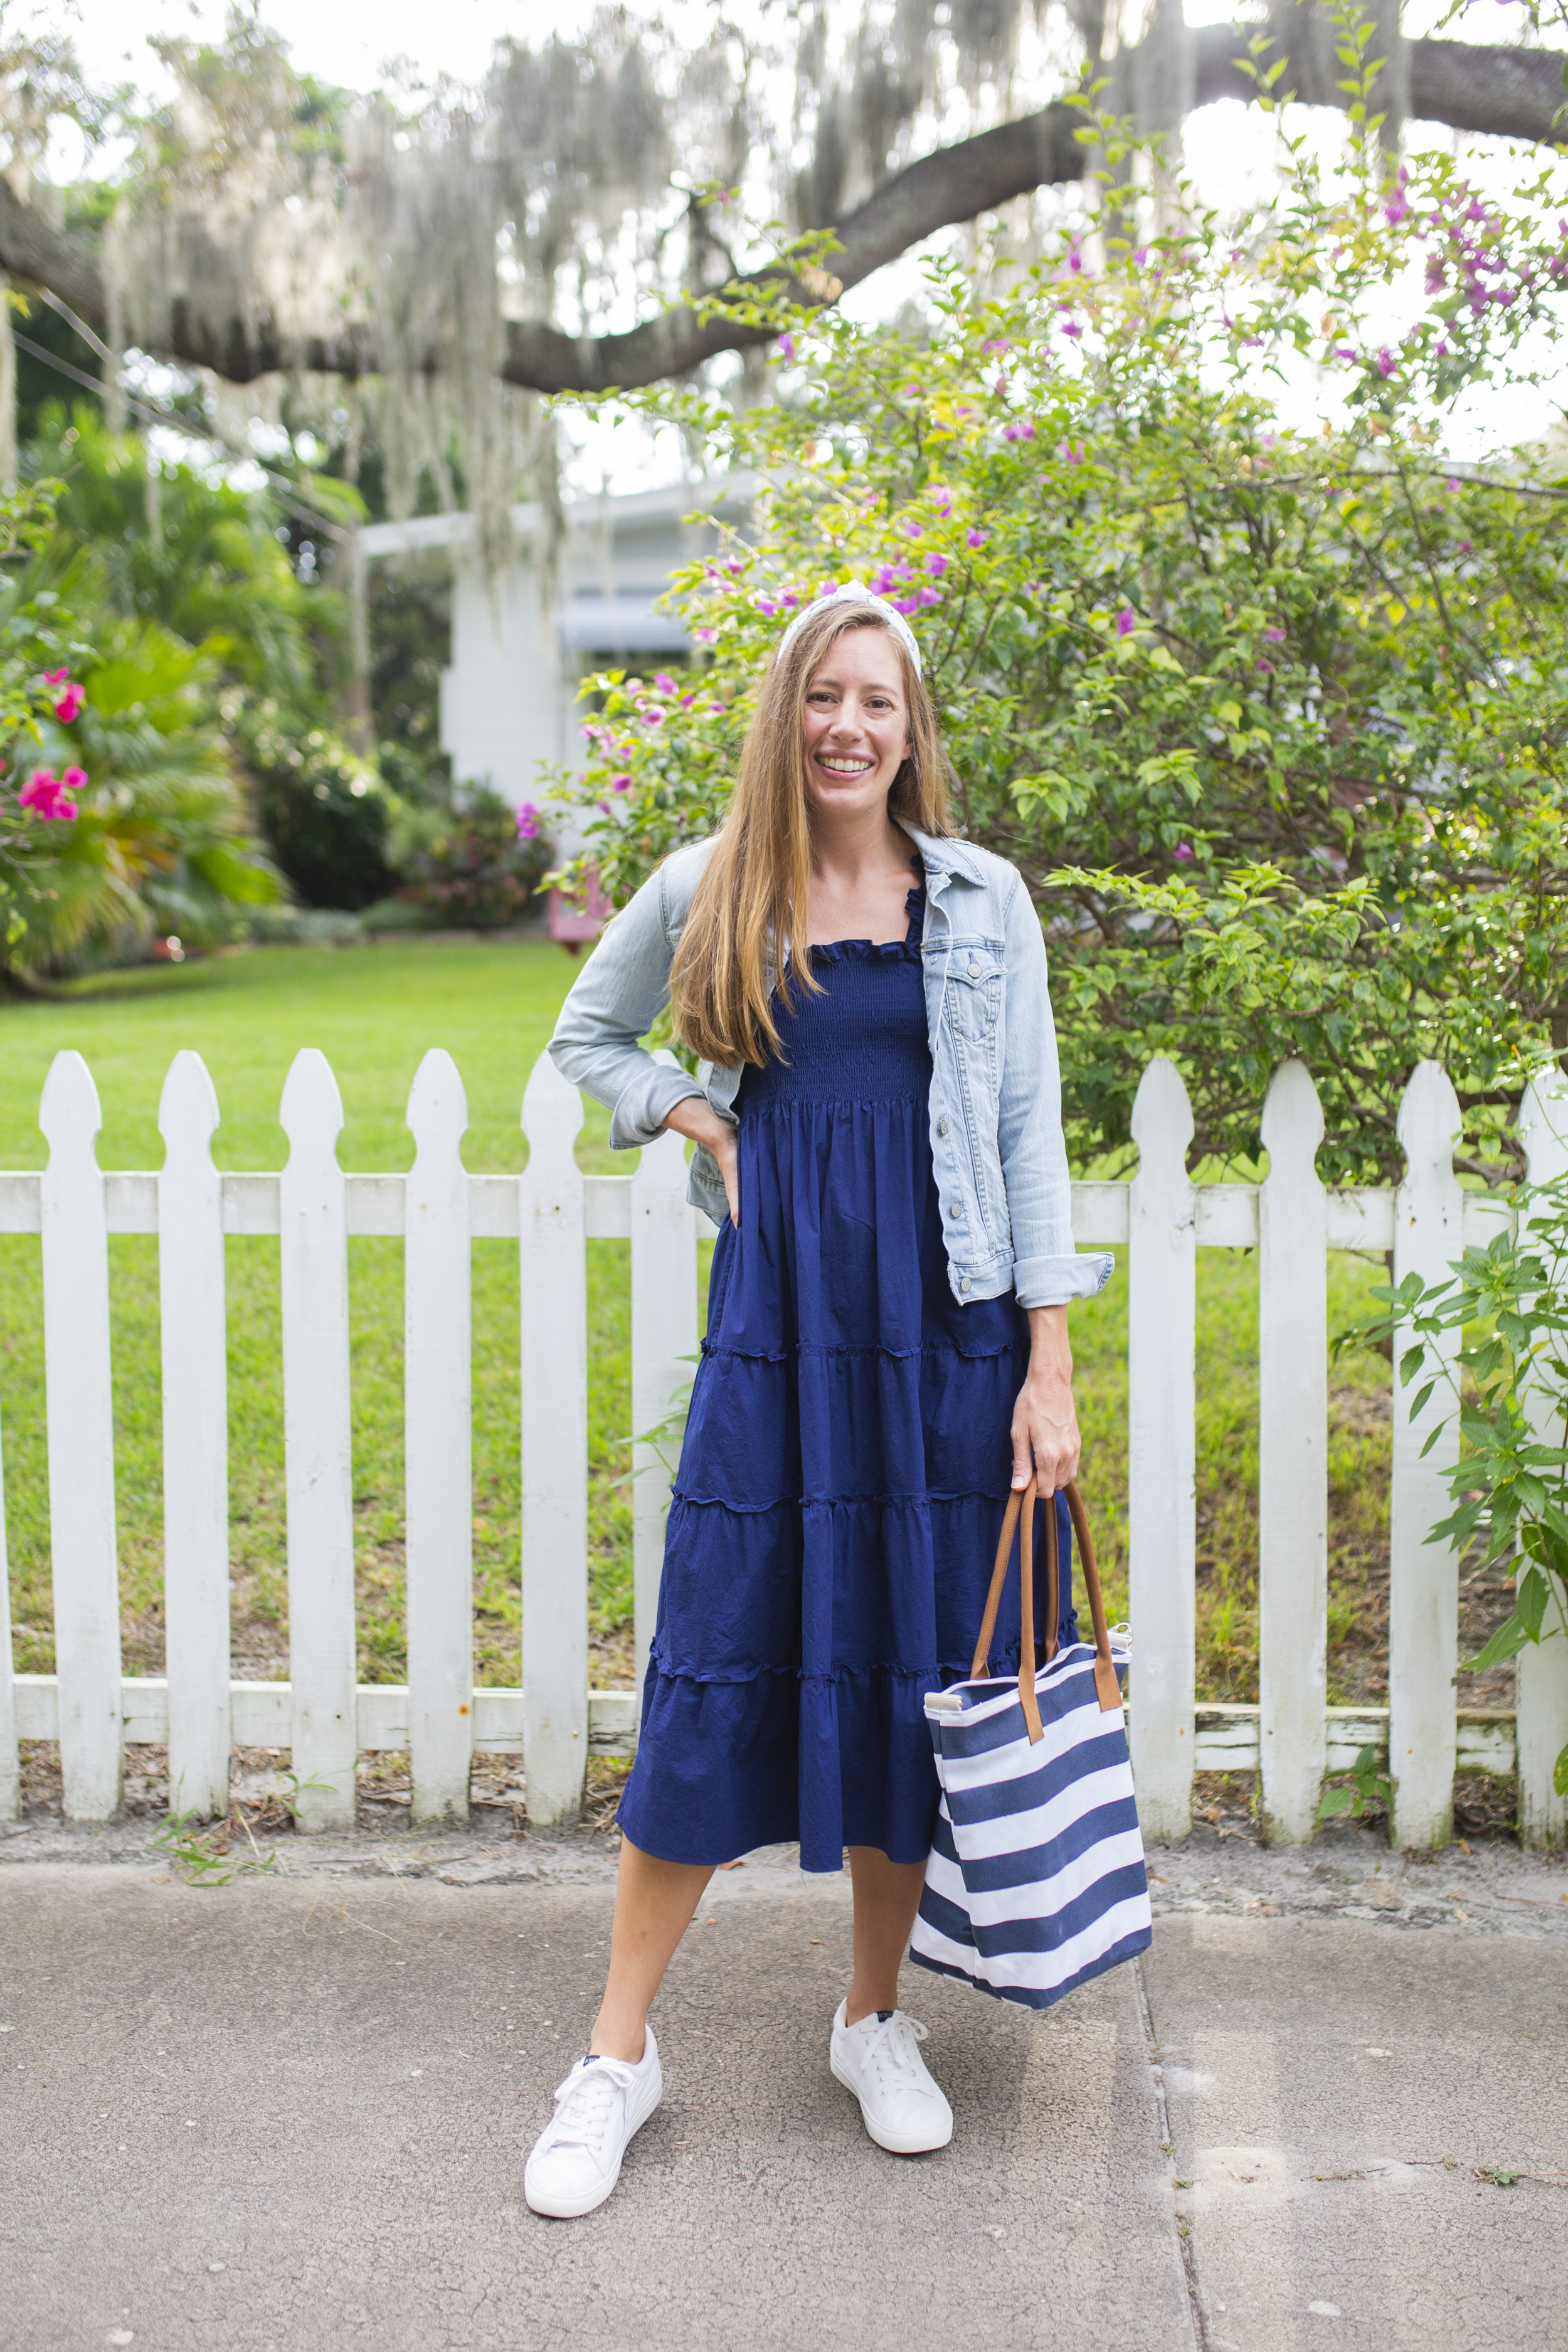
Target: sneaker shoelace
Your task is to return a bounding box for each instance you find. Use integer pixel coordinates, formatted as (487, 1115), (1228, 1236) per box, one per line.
(857, 2010), (934, 2094)
(539, 2055), (639, 2160)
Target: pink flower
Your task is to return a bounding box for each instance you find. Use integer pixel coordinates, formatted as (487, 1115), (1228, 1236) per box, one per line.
(516, 802), (542, 840)
(1059, 440), (1086, 465)
(1446, 477), (1461, 492)
(640, 706), (664, 726)
(1375, 348), (1397, 378)
(1263, 627), (1285, 642)
(891, 596), (918, 615)
(1115, 607), (1135, 636)
(1061, 320), (1084, 339)
(1004, 421), (1036, 443)
(1067, 243), (1083, 274)
(1335, 346), (1359, 362)
(870, 564), (899, 595)
(776, 333), (797, 362)
(1133, 245), (1149, 267)
(1256, 660), (1276, 674)
(53, 682), (84, 723)
(924, 553), (949, 577)
(1173, 842), (1194, 863)
(61, 765), (87, 791)
(900, 519), (923, 538)
(696, 628), (717, 643)
(610, 773), (632, 792)
(916, 585), (942, 606)
(43, 668), (68, 687)
(19, 768), (77, 820)
(654, 672), (677, 694)
(966, 529), (987, 549)
(929, 486), (955, 515)
(755, 596), (778, 617)
(993, 375), (1008, 395)
(982, 339), (1010, 356)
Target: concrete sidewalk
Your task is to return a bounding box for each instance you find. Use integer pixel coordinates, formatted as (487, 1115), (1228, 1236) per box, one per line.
(0, 1846), (1564, 2352)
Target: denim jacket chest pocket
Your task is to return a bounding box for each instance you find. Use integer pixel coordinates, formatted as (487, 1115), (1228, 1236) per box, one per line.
(943, 944), (1004, 1046)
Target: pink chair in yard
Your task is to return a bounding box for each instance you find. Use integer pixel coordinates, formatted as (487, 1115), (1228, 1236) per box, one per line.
(548, 867), (613, 954)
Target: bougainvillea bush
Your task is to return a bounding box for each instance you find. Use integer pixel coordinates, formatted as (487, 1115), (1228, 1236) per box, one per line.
(548, 77), (1568, 1182)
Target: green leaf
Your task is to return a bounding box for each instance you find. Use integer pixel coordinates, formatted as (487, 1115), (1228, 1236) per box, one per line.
(1316, 1786), (1357, 1820)
(1471, 1609), (1533, 1672)
(1518, 1566), (1550, 1643)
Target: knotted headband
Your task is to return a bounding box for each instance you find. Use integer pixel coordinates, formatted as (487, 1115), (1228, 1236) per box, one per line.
(775, 578), (924, 678)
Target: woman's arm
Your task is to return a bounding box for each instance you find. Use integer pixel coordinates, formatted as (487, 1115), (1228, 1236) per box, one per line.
(1009, 1305), (1081, 1492)
(548, 845), (711, 1147)
(662, 1094), (740, 1226)
(995, 879), (1114, 1309)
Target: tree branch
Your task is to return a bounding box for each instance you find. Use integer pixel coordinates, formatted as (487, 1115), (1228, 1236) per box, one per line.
(1, 19), (1562, 396)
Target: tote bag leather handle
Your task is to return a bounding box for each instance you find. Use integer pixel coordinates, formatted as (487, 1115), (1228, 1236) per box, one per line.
(968, 1478), (1124, 1744)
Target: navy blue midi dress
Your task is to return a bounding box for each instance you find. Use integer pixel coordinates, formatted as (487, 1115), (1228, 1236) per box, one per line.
(617, 875), (1076, 1875)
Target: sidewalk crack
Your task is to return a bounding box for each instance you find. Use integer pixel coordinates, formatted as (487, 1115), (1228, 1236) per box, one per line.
(1134, 1954), (1210, 2352)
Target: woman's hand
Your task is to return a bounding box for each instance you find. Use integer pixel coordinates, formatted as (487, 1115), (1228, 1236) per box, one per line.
(662, 1094), (741, 1226)
(1011, 1304), (1081, 1493)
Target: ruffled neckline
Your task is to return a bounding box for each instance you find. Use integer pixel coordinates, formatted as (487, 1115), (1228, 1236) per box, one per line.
(807, 866), (926, 968)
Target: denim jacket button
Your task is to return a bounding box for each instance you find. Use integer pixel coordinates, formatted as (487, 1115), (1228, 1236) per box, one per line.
(936, 1116), (949, 1136)
(960, 1276), (972, 1294)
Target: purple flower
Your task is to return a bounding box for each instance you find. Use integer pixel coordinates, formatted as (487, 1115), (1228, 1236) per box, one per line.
(1061, 320), (1084, 339)
(1068, 243), (1083, 274)
(1173, 842), (1195, 863)
(924, 552), (949, 577)
(1256, 660), (1276, 674)
(1335, 346), (1359, 362)
(1004, 420), (1036, 443)
(516, 802), (542, 840)
(966, 528), (987, 549)
(776, 333), (796, 361)
(696, 627), (716, 643)
(1133, 245), (1149, 267)
(982, 338), (1010, 356)
(871, 564), (899, 595)
(1263, 627), (1285, 642)
(1446, 477), (1461, 492)
(755, 596), (778, 617)
(917, 585), (942, 607)
(901, 518), (923, 538)
(1115, 607), (1135, 636)
(610, 773), (632, 792)
(891, 597), (919, 615)
(1375, 349), (1397, 378)
(654, 671), (677, 694)
(929, 486), (955, 514)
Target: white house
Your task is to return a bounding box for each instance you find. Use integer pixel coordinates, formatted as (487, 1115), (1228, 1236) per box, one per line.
(359, 475), (751, 815)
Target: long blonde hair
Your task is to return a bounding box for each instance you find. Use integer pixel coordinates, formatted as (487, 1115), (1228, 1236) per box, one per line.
(669, 604), (952, 1066)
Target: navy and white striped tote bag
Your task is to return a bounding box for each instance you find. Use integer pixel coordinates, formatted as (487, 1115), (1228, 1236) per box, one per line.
(910, 1478), (1152, 2010)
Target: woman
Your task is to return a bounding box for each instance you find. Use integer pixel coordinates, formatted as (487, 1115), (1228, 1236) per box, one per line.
(530, 581), (1111, 2218)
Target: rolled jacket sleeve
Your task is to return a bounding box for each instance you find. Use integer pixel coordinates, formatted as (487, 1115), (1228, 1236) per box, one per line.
(547, 854), (706, 1145)
(996, 878), (1115, 1310)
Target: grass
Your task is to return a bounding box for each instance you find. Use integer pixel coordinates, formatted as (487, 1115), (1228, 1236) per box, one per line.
(0, 932), (1394, 1708)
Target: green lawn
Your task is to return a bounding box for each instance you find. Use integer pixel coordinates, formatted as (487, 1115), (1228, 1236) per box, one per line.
(0, 935), (1392, 1703)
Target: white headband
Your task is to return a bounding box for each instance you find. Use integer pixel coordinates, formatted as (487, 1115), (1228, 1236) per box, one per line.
(775, 577), (923, 677)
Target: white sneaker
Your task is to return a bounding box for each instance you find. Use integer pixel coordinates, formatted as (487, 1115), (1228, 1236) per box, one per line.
(524, 2028), (663, 2218)
(829, 2000), (953, 2154)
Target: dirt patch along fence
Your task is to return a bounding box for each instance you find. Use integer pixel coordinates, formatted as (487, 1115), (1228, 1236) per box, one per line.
(1, 1045), (1564, 1849)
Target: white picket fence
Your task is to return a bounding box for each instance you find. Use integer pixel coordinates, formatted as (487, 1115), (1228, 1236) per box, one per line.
(0, 1046), (1564, 1850)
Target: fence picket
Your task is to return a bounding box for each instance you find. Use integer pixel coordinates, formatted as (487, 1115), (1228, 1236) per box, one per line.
(405, 1049), (473, 1825)
(630, 1074), (698, 1716)
(157, 1052), (231, 1821)
(0, 1396), (15, 1821)
(1127, 1056), (1197, 1841)
(1517, 1075), (1568, 1848)
(1258, 1059), (1328, 1843)
(278, 1051), (356, 1830)
(1389, 1060), (1464, 1850)
(40, 1051), (122, 1820)
(519, 1051), (588, 1825)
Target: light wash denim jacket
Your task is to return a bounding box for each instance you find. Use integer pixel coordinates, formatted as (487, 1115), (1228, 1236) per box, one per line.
(548, 820), (1114, 1310)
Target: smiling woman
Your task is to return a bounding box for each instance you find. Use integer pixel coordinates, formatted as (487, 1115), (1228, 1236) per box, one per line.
(534, 580), (1120, 2217)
